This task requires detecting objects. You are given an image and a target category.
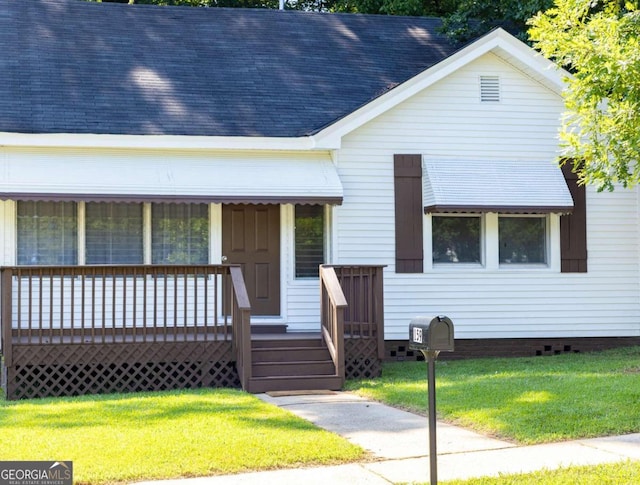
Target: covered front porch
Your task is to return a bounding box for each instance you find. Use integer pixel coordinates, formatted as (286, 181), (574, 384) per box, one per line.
(0, 264), (384, 400)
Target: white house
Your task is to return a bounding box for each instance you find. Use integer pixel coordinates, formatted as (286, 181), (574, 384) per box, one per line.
(1, 0), (638, 398)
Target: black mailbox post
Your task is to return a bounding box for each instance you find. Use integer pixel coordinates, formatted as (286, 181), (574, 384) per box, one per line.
(409, 316), (454, 485)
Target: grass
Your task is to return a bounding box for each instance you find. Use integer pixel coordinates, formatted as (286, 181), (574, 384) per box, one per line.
(0, 388), (365, 484)
(345, 346), (640, 444)
(2, 348), (638, 484)
(441, 460), (640, 484)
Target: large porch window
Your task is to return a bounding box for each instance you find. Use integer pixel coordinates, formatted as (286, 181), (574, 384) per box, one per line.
(152, 203), (209, 264)
(17, 201), (78, 265)
(16, 201), (210, 265)
(86, 202), (143, 264)
(294, 205), (325, 278)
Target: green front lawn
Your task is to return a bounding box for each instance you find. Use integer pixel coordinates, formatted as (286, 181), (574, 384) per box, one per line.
(0, 388), (365, 484)
(346, 346), (640, 444)
(442, 460), (640, 485)
(2, 347), (638, 484)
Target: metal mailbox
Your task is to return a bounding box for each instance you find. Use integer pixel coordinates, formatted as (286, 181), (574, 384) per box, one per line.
(409, 315), (454, 352)
(408, 315), (454, 485)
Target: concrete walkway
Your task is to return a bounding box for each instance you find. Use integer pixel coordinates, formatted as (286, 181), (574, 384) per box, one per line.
(137, 391), (640, 484)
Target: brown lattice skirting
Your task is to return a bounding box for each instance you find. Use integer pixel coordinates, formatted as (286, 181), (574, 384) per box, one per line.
(3, 341), (239, 400)
(345, 338), (382, 379)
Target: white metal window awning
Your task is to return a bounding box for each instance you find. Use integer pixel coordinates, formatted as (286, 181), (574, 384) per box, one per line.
(423, 159), (574, 214)
(0, 151), (343, 205)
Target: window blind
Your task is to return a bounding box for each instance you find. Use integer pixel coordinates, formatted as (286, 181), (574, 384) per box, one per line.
(85, 202), (143, 264)
(151, 203), (209, 264)
(17, 201), (77, 265)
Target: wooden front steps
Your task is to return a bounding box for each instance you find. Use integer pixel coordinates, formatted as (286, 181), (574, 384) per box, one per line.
(246, 333), (343, 393)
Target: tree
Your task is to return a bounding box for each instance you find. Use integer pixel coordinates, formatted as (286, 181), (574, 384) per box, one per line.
(331, 0), (458, 16)
(441, 0), (554, 43)
(100, 0), (457, 14)
(529, 1), (640, 191)
(99, 0), (279, 7)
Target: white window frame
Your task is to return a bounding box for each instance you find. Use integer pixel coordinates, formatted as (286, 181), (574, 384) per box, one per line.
(290, 204), (329, 280)
(426, 212), (560, 273)
(426, 213), (485, 271)
(288, 204), (333, 285)
(81, 201), (145, 265)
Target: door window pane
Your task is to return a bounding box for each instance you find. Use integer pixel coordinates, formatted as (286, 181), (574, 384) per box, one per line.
(152, 203), (209, 264)
(432, 216), (481, 264)
(499, 216), (547, 264)
(17, 201), (77, 265)
(295, 205), (324, 278)
(86, 202), (143, 264)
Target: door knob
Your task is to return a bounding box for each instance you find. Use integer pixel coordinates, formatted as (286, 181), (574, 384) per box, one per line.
(221, 255), (228, 263)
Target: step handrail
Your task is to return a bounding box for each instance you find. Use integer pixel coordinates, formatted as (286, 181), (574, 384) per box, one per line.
(319, 265), (347, 385)
(229, 266), (252, 390)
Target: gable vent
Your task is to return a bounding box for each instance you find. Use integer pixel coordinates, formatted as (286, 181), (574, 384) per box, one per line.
(480, 75), (500, 102)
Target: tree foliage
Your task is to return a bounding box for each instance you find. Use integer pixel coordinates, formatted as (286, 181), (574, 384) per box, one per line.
(331, 0), (458, 16)
(100, 0), (457, 14)
(529, 1), (640, 191)
(442, 0), (553, 42)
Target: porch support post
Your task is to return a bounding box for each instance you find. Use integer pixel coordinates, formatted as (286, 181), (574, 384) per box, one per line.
(1, 267), (13, 367)
(373, 266), (385, 360)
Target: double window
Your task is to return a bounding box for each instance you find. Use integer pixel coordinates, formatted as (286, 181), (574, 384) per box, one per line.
(17, 201), (209, 265)
(432, 214), (548, 267)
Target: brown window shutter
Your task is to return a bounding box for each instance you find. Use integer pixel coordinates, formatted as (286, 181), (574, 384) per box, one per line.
(394, 154), (423, 273)
(560, 161), (587, 272)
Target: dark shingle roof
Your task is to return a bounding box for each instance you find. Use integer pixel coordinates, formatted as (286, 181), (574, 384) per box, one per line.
(0, 0), (460, 137)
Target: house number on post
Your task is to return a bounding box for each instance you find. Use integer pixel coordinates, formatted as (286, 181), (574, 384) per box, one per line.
(408, 316), (454, 485)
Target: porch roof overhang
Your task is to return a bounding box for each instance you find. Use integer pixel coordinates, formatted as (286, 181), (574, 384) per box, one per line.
(423, 159), (574, 214)
(0, 154), (343, 205)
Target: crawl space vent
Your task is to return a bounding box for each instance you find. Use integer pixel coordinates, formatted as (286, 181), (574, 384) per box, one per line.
(480, 75), (500, 102)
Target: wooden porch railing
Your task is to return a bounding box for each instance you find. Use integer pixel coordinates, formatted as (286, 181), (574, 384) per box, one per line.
(0, 265), (251, 370)
(331, 265), (386, 360)
(320, 264), (385, 382)
(320, 265), (347, 384)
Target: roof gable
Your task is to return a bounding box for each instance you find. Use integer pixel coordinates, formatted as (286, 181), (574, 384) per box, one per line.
(313, 28), (569, 148)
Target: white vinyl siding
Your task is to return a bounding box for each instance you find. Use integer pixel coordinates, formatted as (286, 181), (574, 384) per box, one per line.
(334, 52), (640, 340)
